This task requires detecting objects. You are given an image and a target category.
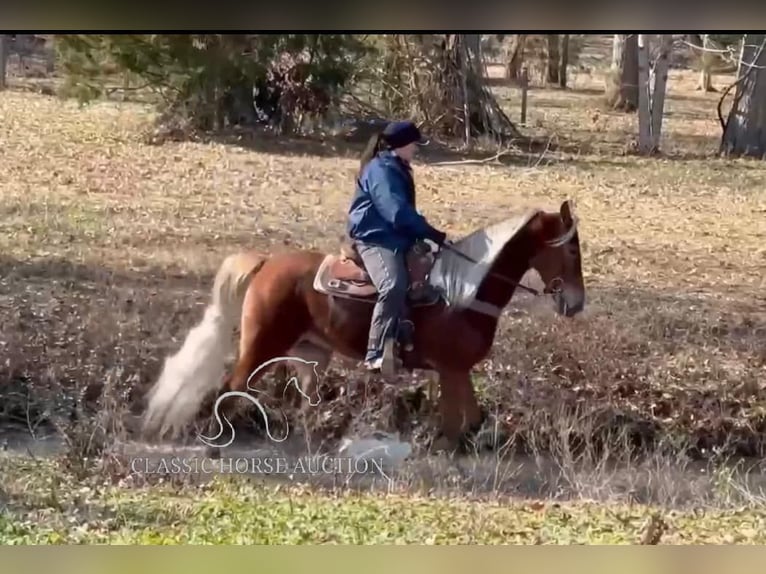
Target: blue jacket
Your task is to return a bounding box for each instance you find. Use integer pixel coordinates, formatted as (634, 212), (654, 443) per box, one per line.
(346, 150), (445, 252)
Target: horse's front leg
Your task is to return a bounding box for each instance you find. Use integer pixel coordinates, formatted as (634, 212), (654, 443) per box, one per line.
(431, 369), (485, 452)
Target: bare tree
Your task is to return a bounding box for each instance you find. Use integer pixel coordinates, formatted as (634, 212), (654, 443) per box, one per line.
(720, 34), (766, 158)
(606, 34), (639, 111)
(378, 34), (522, 145)
(450, 33), (521, 144)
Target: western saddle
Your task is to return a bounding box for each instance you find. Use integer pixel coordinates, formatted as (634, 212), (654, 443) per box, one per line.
(312, 238), (440, 304)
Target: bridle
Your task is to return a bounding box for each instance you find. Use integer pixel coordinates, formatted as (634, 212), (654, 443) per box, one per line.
(438, 215), (579, 316)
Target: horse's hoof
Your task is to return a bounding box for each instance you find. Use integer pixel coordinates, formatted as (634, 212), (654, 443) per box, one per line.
(205, 446), (222, 460)
(430, 435), (456, 453)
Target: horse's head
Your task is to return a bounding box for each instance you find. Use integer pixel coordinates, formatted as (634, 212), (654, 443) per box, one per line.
(528, 199), (585, 318)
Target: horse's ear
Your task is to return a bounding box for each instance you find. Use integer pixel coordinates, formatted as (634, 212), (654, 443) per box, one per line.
(560, 199), (574, 226)
(527, 211), (553, 246)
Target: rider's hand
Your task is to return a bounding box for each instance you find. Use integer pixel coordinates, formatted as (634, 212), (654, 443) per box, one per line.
(431, 229), (447, 246)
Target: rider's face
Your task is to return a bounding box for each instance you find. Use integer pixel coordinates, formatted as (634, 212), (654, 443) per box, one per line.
(395, 142), (417, 163)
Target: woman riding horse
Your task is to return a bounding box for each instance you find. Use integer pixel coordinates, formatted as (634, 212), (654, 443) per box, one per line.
(346, 120), (449, 374)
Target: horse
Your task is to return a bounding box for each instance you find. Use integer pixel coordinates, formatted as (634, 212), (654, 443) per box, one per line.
(142, 199), (586, 450)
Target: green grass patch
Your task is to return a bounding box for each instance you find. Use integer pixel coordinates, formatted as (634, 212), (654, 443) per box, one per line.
(2, 455), (766, 544)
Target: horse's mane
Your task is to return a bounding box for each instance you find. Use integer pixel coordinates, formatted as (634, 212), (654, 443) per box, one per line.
(428, 209), (542, 309)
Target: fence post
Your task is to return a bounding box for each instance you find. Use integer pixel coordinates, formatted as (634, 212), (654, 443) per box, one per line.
(520, 64), (528, 126)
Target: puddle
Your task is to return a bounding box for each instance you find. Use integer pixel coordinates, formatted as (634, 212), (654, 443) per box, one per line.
(1, 425), (65, 458)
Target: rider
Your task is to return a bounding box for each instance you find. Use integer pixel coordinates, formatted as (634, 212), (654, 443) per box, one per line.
(346, 120), (449, 374)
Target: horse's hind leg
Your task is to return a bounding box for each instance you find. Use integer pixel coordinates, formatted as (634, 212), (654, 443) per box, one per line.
(279, 338), (332, 412)
(228, 313), (307, 397)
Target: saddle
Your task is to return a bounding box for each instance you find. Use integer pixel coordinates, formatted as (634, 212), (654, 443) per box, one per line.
(313, 239), (440, 304)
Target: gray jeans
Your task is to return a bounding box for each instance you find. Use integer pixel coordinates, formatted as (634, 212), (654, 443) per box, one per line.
(356, 243), (409, 361)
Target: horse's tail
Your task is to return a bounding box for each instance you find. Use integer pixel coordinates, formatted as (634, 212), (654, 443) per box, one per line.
(142, 250), (268, 440)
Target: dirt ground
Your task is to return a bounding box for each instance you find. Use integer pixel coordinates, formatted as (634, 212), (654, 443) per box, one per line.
(2, 59), (766, 465)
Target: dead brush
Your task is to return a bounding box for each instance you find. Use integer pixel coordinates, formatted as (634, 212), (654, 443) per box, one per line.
(47, 367), (133, 481)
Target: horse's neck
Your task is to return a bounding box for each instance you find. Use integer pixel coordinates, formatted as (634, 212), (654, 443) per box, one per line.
(471, 230), (535, 314)
(428, 211), (540, 318)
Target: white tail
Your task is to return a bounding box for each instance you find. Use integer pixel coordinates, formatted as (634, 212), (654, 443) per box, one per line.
(142, 250), (267, 439)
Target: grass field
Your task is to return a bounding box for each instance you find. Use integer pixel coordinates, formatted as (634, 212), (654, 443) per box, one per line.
(2, 51), (766, 543)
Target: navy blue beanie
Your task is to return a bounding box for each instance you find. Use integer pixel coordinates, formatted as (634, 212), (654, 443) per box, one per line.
(381, 120), (428, 149)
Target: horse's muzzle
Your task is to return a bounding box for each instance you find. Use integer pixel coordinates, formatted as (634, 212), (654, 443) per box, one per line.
(553, 288), (585, 318)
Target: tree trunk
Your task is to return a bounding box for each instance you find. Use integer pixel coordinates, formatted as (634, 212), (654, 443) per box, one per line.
(620, 35), (639, 111)
(222, 80), (258, 128)
(546, 34), (560, 85)
(606, 34), (625, 106)
(649, 35), (673, 151)
(697, 34), (715, 92)
(461, 39), (471, 147)
(699, 65), (713, 92)
(611, 34), (622, 68)
(0, 35), (8, 90)
(606, 34), (639, 112)
(505, 35), (527, 81)
(559, 34), (569, 88)
(631, 34), (674, 155)
(721, 34), (766, 158)
(735, 35), (746, 79)
(637, 35), (652, 153)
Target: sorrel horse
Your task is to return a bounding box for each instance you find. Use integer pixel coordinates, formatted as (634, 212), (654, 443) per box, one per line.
(142, 199), (585, 449)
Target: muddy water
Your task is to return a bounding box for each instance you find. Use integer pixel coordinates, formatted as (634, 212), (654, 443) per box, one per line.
(3, 423), (766, 508)
(2, 425), (64, 457)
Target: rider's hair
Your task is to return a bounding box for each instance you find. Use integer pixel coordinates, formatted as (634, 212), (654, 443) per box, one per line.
(357, 132), (389, 179)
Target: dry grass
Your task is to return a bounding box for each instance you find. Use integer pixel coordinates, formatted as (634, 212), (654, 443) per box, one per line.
(2, 62), (766, 477)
